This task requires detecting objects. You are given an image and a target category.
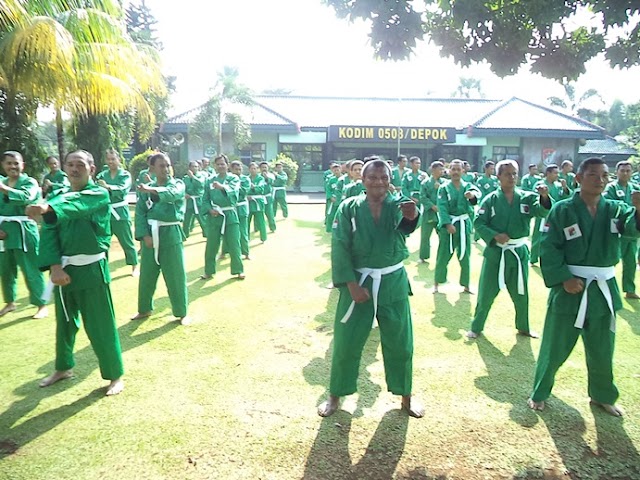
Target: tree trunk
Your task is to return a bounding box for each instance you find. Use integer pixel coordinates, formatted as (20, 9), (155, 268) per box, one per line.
(55, 106), (65, 160)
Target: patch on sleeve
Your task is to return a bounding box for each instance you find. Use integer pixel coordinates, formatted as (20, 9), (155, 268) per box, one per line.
(616, 190), (624, 197)
(478, 208), (485, 215)
(563, 223), (582, 240)
(610, 218), (620, 234)
(540, 221), (550, 233)
(520, 204), (530, 214)
(484, 183), (490, 189)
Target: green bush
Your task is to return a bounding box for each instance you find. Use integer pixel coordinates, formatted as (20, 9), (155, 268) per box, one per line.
(268, 153), (298, 188)
(127, 149), (154, 188)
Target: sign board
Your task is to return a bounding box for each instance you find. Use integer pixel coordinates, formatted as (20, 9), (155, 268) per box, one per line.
(203, 144), (216, 157)
(328, 125), (457, 143)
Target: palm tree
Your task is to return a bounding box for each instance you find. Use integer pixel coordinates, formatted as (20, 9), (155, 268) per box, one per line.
(211, 67), (253, 155)
(548, 82), (603, 120)
(0, 1), (164, 158)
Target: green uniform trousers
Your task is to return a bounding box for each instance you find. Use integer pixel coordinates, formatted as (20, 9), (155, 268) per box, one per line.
(0, 249), (46, 306)
(620, 238), (638, 293)
(326, 201), (339, 233)
(419, 220), (437, 260)
(531, 298), (618, 404)
(248, 211), (267, 242)
(221, 214), (250, 257)
(530, 217), (543, 264)
(138, 241), (188, 318)
(111, 219), (138, 266)
(471, 248), (530, 334)
(204, 217), (243, 276)
(182, 206), (207, 239)
(54, 282), (124, 380)
(273, 194), (288, 218)
(434, 228), (471, 287)
(265, 198), (277, 232)
(329, 288), (413, 397)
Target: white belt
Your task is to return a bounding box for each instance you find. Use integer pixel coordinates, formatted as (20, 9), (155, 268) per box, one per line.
(340, 262), (405, 325)
(497, 237), (528, 295)
(448, 214), (470, 260)
(43, 252), (106, 322)
(148, 219), (181, 265)
(272, 186), (286, 199)
(0, 215), (37, 252)
(190, 195), (201, 215)
(250, 195), (266, 211)
(210, 204), (235, 234)
(567, 265), (616, 332)
(110, 200), (129, 221)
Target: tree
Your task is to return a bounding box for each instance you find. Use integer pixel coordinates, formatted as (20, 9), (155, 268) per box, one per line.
(322, 0), (640, 81)
(548, 82), (603, 118)
(622, 102), (640, 146)
(451, 77), (485, 99)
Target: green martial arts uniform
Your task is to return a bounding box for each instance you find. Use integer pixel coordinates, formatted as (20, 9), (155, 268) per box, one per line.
(41, 170), (69, 198)
(182, 171), (207, 238)
(475, 175), (499, 199)
(329, 192), (420, 397)
(261, 172), (277, 232)
(559, 171), (577, 191)
(135, 168), (155, 192)
(604, 180), (640, 294)
(202, 173), (243, 276)
(530, 192), (640, 405)
(470, 188), (550, 334)
(530, 179), (569, 264)
(401, 170), (428, 207)
(341, 180), (365, 200)
(135, 177), (188, 318)
(391, 167), (408, 189)
(40, 182), (123, 380)
(419, 175), (444, 260)
(96, 168), (138, 266)
(247, 174), (268, 242)
(236, 174), (251, 256)
(434, 180), (481, 287)
(519, 173), (541, 192)
(325, 174), (342, 233)
(272, 171), (288, 218)
(462, 172), (477, 184)
(0, 174), (46, 307)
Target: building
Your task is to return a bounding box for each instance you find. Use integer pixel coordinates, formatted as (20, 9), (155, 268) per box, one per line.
(160, 95), (607, 192)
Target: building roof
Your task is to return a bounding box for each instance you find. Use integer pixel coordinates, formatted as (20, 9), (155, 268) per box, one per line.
(163, 95), (607, 139)
(579, 136), (637, 155)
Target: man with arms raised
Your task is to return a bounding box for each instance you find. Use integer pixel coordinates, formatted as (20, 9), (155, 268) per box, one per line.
(30, 150), (124, 395)
(528, 157), (640, 416)
(418, 160), (445, 262)
(318, 158), (424, 418)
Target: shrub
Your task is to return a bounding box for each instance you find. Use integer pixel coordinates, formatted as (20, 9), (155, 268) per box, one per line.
(268, 153), (298, 187)
(128, 149), (154, 188)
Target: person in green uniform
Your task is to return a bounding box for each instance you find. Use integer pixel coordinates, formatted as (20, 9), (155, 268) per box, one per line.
(631, 163), (640, 185)
(341, 160), (365, 200)
(462, 161), (477, 183)
(475, 161), (499, 199)
(467, 160), (552, 339)
(528, 157), (640, 417)
(96, 149), (139, 276)
(30, 149), (124, 396)
(559, 160), (577, 191)
(326, 162), (349, 233)
(182, 159), (208, 238)
(519, 163), (540, 191)
(0, 151), (47, 319)
(247, 162), (268, 242)
(41, 156), (69, 199)
(401, 156), (428, 209)
(324, 163), (341, 229)
(390, 154), (408, 194)
(419, 160), (445, 262)
(201, 157), (215, 178)
(530, 164), (570, 265)
(434, 159), (481, 293)
(603, 161), (640, 299)
(133, 152), (189, 325)
(200, 154), (244, 280)
(259, 161), (277, 233)
(272, 162), (289, 219)
(135, 154), (156, 196)
(231, 161), (251, 259)
(317, 158), (424, 419)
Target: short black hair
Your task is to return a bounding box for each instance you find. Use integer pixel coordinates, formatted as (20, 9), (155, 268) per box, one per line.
(149, 152), (170, 166)
(615, 160), (632, 171)
(577, 157), (605, 175)
(2, 150), (23, 163)
(544, 164), (558, 175)
(65, 150), (95, 166)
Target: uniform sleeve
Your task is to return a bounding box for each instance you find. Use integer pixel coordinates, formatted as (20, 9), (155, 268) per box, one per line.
(201, 178), (212, 212)
(7, 177), (40, 205)
(38, 222), (62, 270)
(224, 175), (240, 205)
(155, 179), (185, 203)
(135, 195), (150, 240)
(474, 195), (499, 244)
(540, 206), (574, 288)
(47, 187), (110, 222)
(618, 203), (640, 239)
(466, 184), (481, 205)
(528, 191), (552, 218)
(420, 180), (433, 210)
(331, 201), (357, 286)
(437, 185), (452, 227)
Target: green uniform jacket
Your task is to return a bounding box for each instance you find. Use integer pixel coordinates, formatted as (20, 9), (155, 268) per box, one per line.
(342, 180), (365, 200)
(236, 174), (251, 217)
(96, 168), (132, 220)
(0, 173), (42, 250)
(333, 174), (349, 201)
(261, 172), (274, 196)
(202, 173), (240, 225)
(136, 168), (155, 188)
(519, 174), (541, 192)
(534, 179), (568, 202)
(391, 167), (408, 188)
(559, 172), (577, 191)
(603, 180), (640, 204)
(462, 172), (477, 183)
(475, 174), (499, 199)
(332, 192), (420, 304)
(401, 170), (428, 202)
(39, 182), (111, 290)
(274, 171), (288, 188)
(135, 178), (186, 246)
(437, 180), (481, 228)
(325, 175), (340, 200)
(540, 192), (640, 314)
(248, 174), (267, 213)
(42, 170), (69, 196)
(183, 171), (207, 209)
(419, 176), (444, 224)
(631, 172), (640, 184)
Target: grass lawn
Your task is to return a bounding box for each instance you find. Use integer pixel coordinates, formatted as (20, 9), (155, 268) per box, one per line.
(1, 203), (639, 480)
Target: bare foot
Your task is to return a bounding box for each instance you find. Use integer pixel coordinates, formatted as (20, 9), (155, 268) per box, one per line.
(462, 287), (474, 295)
(244, 255), (251, 260)
(131, 311), (151, 321)
(179, 316), (191, 326)
(518, 330), (540, 338)
(324, 282), (334, 289)
(527, 398), (545, 411)
(317, 395), (340, 417)
(40, 370), (73, 387)
(106, 378), (124, 396)
(401, 395), (424, 418)
(218, 254), (226, 260)
(236, 273), (246, 280)
(199, 274), (212, 280)
(0, 303), (17, 317)
(590, 399), (624, 417)
(625, 292), (640, 299)
(131, 266), (140, 277)
(466, 330), (479, 339)
(418, 258), (427, 264)
(32, 306), (48, 319)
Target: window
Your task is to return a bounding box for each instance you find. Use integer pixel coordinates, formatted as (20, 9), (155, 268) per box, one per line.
(280, 144), (324, 171)
(239, 143), (266, 165)
(493, 146), (520, 161)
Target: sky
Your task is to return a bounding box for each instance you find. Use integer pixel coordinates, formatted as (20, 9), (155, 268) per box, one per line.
(141, 0), (640, 117)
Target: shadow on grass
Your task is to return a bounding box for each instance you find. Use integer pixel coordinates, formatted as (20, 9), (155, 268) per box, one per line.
(0, 319), (178, 459)
(303, 409), (408, 480)
(0, 313), (33, 333)
(473, 335), (539, 427)
(617, 301), (640, 335)
(527, 397), (640, 479)
(432, 294), (472, 341)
